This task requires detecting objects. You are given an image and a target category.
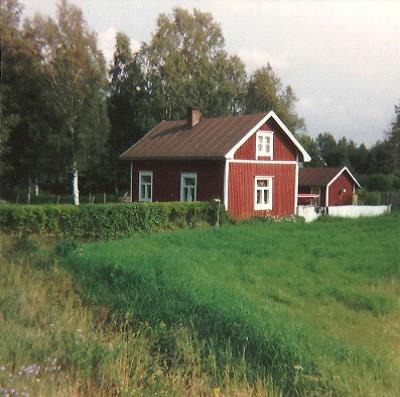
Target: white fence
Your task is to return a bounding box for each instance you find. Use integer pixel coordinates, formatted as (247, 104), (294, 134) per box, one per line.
(296, 205), (320, 223)
(327, 205), (391, 218)
(297, 205), (391, 222)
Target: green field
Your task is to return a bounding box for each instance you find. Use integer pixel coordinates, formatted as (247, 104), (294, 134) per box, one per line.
(0, 234), (277, 397)
(60, 213), (400, 396)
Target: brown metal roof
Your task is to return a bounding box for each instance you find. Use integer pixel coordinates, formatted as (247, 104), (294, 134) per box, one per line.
(120, 113), (268, 160)
(299, 167), (346, 186)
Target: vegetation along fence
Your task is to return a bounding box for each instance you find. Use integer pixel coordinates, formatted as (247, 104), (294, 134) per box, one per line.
(0, 202), (227, 239)
(381, 190), (400, 209)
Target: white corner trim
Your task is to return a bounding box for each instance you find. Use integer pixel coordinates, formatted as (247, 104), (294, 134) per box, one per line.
(223, 161), (229, 211)
(326, 166), (361, 190)
(130, 162), (133, 202)
(224, 110), (311, 162)
(120, 120), (165, 159)
(294, 155), (299, 212)
(228, 159), (296, 165)
(325, 185), (329, 207)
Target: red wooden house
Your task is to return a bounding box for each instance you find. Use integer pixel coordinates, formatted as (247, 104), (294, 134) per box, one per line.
(298, 166), (361, 207)
(120, 109), (311, 218)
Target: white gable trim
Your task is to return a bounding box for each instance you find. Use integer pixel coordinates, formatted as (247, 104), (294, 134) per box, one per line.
(294, 155), (299, 212)
(326, 166), (361, 190)
(325, 166), (361, 206)
(224, 111), (311, 162)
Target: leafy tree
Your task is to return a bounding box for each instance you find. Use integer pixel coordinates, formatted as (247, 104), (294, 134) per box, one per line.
(26, 0), (109, 204)
(337, 137), (351, 167)
(316, 132), (340, 166)
(107, 32), (154, 191)
(365, 173), (394, 192)
(367, 139), (392, 174)
(245, 64), (305, 132)
(387, 99), (400, 174)
(0, 0), (50, 199)
(348, 141), (369, 175)
(297, 134), (325, 167)
(138, 7), (247, 120)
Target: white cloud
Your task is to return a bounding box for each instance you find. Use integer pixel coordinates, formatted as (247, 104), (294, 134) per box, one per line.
(237, 48), (290, 74)
(20, 0), (400, 145)
(97, 27), (140, 65)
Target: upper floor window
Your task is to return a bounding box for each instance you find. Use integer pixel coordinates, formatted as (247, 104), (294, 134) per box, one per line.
(181, 172), (197, 202)
(139, 171), (152, 202)
(256, 131), (273, 158)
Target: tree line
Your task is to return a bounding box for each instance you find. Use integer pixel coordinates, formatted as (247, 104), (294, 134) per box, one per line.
(1, 0), (399, 203)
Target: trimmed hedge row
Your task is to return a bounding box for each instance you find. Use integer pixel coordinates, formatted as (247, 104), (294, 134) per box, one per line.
(0, 202), (227, 239)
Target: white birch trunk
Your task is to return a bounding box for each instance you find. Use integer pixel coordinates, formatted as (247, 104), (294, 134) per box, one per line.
(72, 164), (79, 205)
(27, 177), (32, 204)
(34, 176), (39, 197)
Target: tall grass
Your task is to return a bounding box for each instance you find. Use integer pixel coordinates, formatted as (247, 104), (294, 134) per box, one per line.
(0, 234), (279, 397)
(63, 213), (400, 396)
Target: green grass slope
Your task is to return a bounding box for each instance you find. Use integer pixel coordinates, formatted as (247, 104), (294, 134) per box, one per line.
(0, 234), (278, 397)
(65, 213), (400, 396)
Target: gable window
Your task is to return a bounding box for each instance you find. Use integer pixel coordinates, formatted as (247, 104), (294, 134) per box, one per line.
(256, 131), (273, 158)
(254, 176), (273, 210)
(139, 171), (152, 202)
(181, 173), (197, 202)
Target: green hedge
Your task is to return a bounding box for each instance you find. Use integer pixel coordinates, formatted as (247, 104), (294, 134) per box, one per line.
(357, 190), (382, 205)
(0, 202), (228, 239)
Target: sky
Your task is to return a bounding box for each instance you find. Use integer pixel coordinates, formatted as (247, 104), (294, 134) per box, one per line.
(22, 0), (400, 146)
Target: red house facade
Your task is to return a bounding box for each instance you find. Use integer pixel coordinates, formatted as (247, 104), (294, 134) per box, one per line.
(121, 109), (311, 218)
(298, 166), (361, 207)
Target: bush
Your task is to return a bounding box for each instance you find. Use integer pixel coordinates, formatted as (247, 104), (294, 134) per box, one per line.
(357, 190), (381, 205)
(0, 202), (228, 239)
(365, 174), (394, 192)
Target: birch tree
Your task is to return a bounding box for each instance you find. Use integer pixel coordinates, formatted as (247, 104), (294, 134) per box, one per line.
(0, 0), (50, 199)
(107, 32), (153, 191)
(138, 7), (247, 120)
(27, 0), (108, 204)
(387, 100), (400, 174)
(245, 64), (305, 133)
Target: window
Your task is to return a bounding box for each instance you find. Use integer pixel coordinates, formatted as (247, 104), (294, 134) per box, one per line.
(181, 173), (197, 202)
(256, 131), (273, 158)
(139, 171), (152, 202)
(254, 176), (273, 210)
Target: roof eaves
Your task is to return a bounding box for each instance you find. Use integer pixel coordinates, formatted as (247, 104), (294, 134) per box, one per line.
(125, 155), (226, 161)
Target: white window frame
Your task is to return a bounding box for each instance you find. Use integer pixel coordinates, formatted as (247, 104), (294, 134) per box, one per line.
(254, 176), (273, 210)
(256, 131), (274, 158)
(138, 171), (153, 202)
(180, 172), (197, 202)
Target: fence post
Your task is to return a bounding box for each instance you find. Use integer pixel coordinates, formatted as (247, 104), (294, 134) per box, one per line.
(104, 192), (106, 204)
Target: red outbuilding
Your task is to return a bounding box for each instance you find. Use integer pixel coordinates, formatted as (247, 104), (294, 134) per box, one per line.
(298, 166), (361, 207)
(121, 109), (311, 218)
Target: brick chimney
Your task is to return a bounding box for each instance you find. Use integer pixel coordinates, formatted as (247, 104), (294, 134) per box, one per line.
(187, 107), (201, 128)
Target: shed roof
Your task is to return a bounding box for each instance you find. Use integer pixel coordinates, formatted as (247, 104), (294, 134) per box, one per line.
(299, 166), (361, 187)
(120, 111), (311, 161)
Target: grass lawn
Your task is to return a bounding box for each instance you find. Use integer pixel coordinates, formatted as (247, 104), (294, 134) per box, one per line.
(63, 213), (400, 396)
(0, 234), (277, 397)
